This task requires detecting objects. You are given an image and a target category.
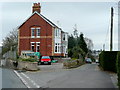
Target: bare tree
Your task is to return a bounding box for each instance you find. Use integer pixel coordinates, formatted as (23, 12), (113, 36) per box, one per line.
(2, 29), (18, 55)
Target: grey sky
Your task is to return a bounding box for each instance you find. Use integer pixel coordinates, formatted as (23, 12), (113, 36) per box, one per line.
(0, 2), (118, 50)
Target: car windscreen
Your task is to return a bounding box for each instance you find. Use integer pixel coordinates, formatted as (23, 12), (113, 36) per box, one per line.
(42, 56), (50, 59)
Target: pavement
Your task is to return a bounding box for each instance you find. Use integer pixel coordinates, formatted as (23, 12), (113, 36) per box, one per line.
(13, 63), (118, 88)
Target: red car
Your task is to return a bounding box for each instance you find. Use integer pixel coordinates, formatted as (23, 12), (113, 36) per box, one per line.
(40, 56), (51, 65)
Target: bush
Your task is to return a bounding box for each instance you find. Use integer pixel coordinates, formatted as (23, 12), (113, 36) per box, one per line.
(117, 52), (120, 88)
(19, 57), (37, 62)
(63, 59), (85, 69)
(99, 51), (118, 72)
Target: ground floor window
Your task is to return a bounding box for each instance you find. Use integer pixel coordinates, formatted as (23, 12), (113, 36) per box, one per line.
(31, 42), (35, 52)
(36, 42), (40, 52)
(54, 43), (61, 53)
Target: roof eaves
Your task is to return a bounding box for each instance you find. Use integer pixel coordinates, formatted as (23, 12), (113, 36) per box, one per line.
(18, 12), (37, 29)
(18, 11), (60, 29)
(35, 11), (59, 28)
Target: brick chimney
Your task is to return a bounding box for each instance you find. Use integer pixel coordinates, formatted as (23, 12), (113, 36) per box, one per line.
(32, 3), (41, 13)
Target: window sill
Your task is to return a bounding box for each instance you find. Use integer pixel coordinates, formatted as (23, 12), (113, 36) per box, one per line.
(31, 36), (35, 38)
(54, 52), (61, 53)
(36, 36), (40, 38)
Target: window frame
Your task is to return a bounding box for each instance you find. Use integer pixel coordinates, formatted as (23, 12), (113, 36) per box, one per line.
(31, 28), (35, 38)
(31, 42), (35, 52)
(54, 43), (61, 53)
(36, 28), (40, 38)
(36, 42), (40, 52)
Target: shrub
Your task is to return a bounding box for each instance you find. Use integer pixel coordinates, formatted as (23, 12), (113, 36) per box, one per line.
(117, 52), (120, 88)
(19, 57), (37, 62)
(63, 59), (84, 69)
(99, 51), (118, 72)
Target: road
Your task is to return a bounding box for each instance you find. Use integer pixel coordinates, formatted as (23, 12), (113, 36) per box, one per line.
(2, 68), (27, 88)
(48, 63), (115, 88)
(16, 63), (116, 88)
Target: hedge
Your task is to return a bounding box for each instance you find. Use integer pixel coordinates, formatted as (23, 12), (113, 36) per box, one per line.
(99, 51), (118, 72)
(117, 52), (120, 88)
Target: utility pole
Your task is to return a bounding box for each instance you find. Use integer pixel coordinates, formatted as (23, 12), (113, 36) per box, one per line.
(110, 7), (114, 51)
(103, 44), (105, 51)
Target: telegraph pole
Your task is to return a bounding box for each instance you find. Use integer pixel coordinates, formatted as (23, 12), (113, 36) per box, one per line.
(110, 7), (114, 51)
(103, 44), (105, 51)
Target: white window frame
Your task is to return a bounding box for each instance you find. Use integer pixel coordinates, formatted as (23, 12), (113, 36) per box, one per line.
(55, 43), (57, 52)
(31, 42), (35, 52)
(55, 28), (57, 37)
(36, 28), (40, 38)
(57, 29), (59, 37)
(36, 42), (40, 52)
(54, 43), (61, 53)
(31, 28), (35, 38)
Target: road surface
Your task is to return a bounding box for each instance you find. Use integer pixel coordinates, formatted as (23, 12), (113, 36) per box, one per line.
(16, 63), (116, 88)
(2, 68), (27, 88)
(48, 63), (115, 88)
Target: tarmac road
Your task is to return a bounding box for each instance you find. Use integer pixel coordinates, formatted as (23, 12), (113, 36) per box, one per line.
(47, 63), (115, 88)
(19, 63), (116, 88)
(2, 68), (27, 88)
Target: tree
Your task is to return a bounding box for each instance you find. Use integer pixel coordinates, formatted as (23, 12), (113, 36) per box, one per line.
(68, 34), (76, 49)
(78, 33), (88, 54)
(84, 37), (93, 51)
(2, 29), (18, 55)
(72, 46), (85, 59)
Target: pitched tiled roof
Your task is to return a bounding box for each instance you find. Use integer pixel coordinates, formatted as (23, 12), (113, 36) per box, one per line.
(18, 11), (60, 29)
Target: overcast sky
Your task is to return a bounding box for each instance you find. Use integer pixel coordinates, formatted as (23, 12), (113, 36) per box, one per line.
(0, 2), (118, 51)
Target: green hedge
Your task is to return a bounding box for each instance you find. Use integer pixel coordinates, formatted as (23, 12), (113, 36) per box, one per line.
(99, 51), (118, 72)
(19, 57), (37, 62)
(117, 52), (120, 88)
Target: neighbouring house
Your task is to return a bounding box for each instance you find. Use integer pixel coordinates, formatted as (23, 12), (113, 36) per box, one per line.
(18, 3), (68, 57)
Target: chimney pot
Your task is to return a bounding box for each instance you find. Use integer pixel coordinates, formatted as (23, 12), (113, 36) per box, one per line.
(32, 3), (41, 13)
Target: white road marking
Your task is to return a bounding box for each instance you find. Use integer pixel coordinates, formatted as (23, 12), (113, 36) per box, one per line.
(21, 72), (40, 88)
(13, 70), (31, 88)
(14, 70), (40, 88)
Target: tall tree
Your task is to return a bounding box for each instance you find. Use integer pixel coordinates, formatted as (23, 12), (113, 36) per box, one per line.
(68, 34), (76, 49)
(78, 33), (88, 54)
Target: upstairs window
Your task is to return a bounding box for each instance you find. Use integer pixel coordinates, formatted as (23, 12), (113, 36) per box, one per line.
(55, 28), (58, 37)
(63, 34), (65, 41)
(31, 28), (35, 38)
(36, 28), (40, 37)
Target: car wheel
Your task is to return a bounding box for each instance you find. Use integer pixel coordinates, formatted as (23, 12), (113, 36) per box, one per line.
(49, 62), (51, 65)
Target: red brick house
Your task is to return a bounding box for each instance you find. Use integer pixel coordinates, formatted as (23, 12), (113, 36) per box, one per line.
(18, 3), (68, 57)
